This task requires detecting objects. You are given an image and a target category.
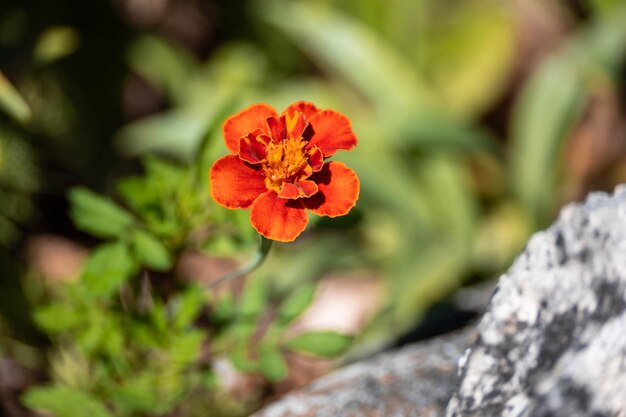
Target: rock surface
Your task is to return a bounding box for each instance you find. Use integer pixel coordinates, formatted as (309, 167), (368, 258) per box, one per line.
(253, 328), (473, 417)
(446, 187), (626, 417)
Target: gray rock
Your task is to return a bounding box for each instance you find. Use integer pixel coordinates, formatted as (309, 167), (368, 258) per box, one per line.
(446, 187), (626, 417)
(253, 328), (474, 417)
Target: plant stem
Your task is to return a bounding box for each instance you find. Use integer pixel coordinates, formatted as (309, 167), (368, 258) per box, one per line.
(206, 236), (273, 289)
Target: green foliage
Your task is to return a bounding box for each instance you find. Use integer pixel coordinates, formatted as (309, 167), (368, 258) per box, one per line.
(69, 188), (136, 240)
(81, 242), (137, 298)
(239, 275), (269, 318)
(171, 285), (206, 329)
(511, 4), (626, 228)
(22, 386), (113, 417)
(131, 230), (172, 272)
(259, 0), (435, 113)
(277, 284), (317, 324)
(33, 303), (83, 334)
(0, 128), (38, 246)
(257, 342), (289, 382)
(0, 71), (31, 123)
(33, 26), (80, 65)
(23, 151), (351, 416)
(285, 331), (353, 358)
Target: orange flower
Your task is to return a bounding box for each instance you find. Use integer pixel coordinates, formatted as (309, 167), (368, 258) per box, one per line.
(210, 101), (359, 242)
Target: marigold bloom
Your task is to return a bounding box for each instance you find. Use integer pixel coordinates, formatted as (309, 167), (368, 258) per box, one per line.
(209, 101), (359, 242)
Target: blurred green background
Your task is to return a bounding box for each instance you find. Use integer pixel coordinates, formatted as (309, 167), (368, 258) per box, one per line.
(1, 0), (626, 415)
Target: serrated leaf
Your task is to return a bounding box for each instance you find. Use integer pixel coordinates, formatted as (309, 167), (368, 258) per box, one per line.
(81, 242), (137, 297)
(278, 284), (316, 324)
(21, 385), (113, 417)
(69, 188), (135, 239)
(284, 331), (352, 358)
(132, 230), (171, 271)
(257, 343), (288, 382)
(33, 303), (83, 333)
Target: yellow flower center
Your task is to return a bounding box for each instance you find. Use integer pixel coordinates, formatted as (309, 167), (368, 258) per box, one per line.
(263, 136), (310, 192)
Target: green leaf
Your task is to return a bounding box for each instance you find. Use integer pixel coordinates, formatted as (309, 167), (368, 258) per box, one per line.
(143, 157), (186, 188)
(33, 26), (80, 65)
(170, 330), (204, 368)
(239, 275), (268, 319)
(257, 343), (288, 382)
(22, 385), (113, 417)
(81, 242), (137, 297)
(0, 72), (31, 124)
(389, 111), (500, 155)
(0, 215), (17, 246)
(150, 300), (168, 333)
(510, 58), (585, 227)
(284, 331), (352, 358)
(277, 284), (316, 324)
(228, 344), (257, 373)
(76, 317), (104, 354)
(391, 242), (466, 332)
(260, 0), (434, 114)
(416, 2), (515, 117)
(416, 155), (478, 250)
(131, 323), (161, 349)
(132, 230), (171, 271)
(211, 292), (235, 323)
(510, 5), (626, 227)
(69, 188), (135, 239)
(33, 303), (83, 334)
(114, 109), (208, 161)
(589, 0), (624, 16)
(106, 374), (158, 415)
(126, 35), (196, 103)
(172, 285), (205, 329)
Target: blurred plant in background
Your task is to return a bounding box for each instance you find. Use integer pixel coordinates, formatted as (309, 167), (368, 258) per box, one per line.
(21, 156), (352, 416)
(0, 0), (625, 415)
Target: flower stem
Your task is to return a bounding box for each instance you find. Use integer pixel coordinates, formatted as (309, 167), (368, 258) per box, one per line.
(206, 236), (273, 289)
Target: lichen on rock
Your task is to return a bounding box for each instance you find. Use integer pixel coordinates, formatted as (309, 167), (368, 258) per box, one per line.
(446, 186), (626, 417)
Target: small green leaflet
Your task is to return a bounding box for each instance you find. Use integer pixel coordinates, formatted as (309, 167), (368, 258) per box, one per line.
(284, 331), (352, 358)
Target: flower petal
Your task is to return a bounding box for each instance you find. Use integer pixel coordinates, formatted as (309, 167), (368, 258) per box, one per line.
(223, 104), (277, 153)
(250, 191), (308, 242)
(286, 111), (308, 139)
(307, 110), (358, 157)
(278, 180), (319, 199)
(266, 115), (287, 142)
(308, 146), (324, 172)
(303, 162), (359, 217)
(239, 130), (271, 164)
(210, 155), (267, 209)
(283, 101), (320, 119)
